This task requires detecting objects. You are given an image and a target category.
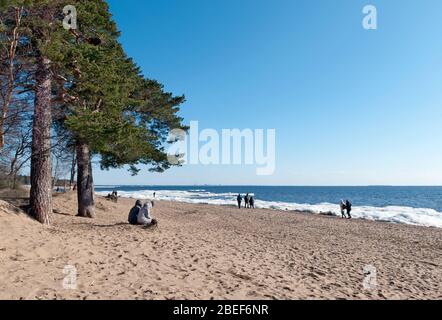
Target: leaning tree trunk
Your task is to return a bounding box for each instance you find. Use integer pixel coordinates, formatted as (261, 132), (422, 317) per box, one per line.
(30, 55), (52, 225)
(76, 141), (95, 218)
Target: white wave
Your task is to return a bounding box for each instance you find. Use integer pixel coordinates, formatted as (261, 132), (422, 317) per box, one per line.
(95, 189), (442, 228)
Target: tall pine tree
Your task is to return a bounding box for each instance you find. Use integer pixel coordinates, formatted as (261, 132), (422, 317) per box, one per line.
(1, 0), (72, 224)
(55, 0), (186, 218)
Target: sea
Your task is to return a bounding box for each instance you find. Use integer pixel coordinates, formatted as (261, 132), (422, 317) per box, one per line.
(95, 186), (442, 228)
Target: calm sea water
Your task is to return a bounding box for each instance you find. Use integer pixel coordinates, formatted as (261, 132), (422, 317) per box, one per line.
(95, 185), (442, 228)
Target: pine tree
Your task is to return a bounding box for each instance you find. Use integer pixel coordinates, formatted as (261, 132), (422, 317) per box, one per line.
(55, 0), (186, 218)
(2, 0), (187, 221)
(50, 0), (138, 218)
(2, 1), (60, 224)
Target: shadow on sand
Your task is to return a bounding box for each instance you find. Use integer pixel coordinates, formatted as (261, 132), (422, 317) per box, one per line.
(71, 221), (130, 228)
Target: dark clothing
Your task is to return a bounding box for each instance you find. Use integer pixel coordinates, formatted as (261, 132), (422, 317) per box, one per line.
(245, 194), (250, 208)
(128, 204), (142, 225)
(249, 197), (255, 209)
(107, 191), (118, 203)
(346, 200), (352, 219)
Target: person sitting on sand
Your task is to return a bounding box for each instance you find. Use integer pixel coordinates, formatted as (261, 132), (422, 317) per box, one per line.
(249, 196), (255, 209)
(106, 191), (118, 203)
(237, 194), (242, 209)
(128, 200), (142, 225)
(245, 193), (250, 208)
(345, 200), (352, 219)
(340, 200), (347, 219)
(138, 201), (157, 227)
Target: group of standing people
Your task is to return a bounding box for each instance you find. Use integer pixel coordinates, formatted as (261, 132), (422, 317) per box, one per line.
(237, 193), (255, 209)
(125, 192), (352, 227)
(340, 199), (352, 219)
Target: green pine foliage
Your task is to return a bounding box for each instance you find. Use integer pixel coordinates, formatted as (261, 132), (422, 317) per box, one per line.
(53, 0), (187, 174)
(2, 0), (186, 177)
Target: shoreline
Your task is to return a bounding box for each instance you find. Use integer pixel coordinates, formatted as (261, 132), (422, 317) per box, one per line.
(159, 199), (442, 232)
(102, 192), (442, 230)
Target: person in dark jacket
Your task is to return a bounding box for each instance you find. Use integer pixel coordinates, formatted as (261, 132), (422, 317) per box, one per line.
(245, 193), (250, 208)
(128, 200), (142, 225)
(249, 196), (255, 209)
(345, 200), (352, 219)
(237, 194), (243, 209)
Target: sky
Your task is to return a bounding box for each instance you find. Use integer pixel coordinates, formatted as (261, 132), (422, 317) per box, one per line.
(94, 0), (442, 186)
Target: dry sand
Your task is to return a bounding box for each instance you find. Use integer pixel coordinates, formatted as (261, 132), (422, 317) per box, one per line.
(0, 191), (441, 300)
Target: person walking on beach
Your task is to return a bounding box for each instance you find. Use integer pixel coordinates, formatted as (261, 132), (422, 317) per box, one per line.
(345, 200), (352, 219)
(237, 194), (243, 209)
(340, 200), (347, 219)
(128, 200), (143, 225)
(245, 193), (250, 208)
(249, 196), (255, 209)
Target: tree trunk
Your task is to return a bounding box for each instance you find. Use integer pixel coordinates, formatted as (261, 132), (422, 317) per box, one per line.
(8, 148), (18, 188)
(30, 55), (52, 225)
(69, 151), (76, 188)
(12, 173), (18, 190)
(76, 141), (95, 218)
(52, 156), (59, 189)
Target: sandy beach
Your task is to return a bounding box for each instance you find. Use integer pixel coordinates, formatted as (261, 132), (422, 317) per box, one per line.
(0, 191), (441, 300)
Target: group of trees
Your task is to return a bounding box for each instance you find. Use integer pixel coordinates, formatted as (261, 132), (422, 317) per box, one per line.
(0, 0), (186, 225)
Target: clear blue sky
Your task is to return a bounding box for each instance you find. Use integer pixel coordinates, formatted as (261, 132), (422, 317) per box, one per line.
(94, 0), (442, 186)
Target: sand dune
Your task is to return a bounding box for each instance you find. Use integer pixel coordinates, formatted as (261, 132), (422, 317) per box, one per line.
(0, 192), (441, 300)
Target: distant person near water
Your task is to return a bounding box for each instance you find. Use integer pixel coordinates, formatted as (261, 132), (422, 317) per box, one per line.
(249, 196), (255, 209)
(339, 199), (352, 219)
(237, 194), (243, 209)
(245, 193), (250, 208)
(340, 200), (346, 218)
(106, 191), (119, 203)
(345, 200), (352, 219)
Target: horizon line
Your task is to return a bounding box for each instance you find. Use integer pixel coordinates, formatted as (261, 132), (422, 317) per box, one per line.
(94, 184), (442, 187)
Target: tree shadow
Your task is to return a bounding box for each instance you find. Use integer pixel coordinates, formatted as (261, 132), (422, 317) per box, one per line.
(93, 222), (130, 228)
(72, 222), (130, 228)
(0, 196), (29, 209)
(53, 211), (74, 217)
